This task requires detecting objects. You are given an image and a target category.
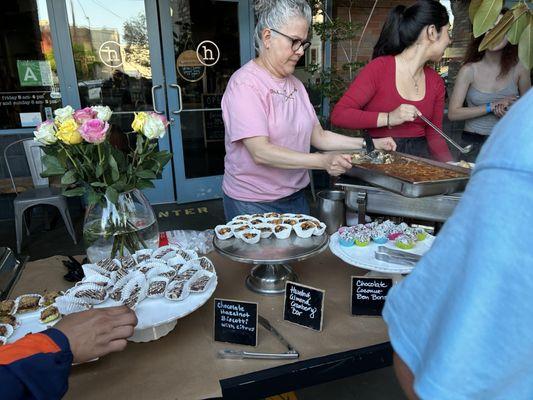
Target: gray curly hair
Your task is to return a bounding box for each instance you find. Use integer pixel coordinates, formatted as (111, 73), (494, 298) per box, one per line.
(254, 0), (312, 53)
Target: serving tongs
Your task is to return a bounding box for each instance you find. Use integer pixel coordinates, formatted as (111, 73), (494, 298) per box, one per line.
(374, 246), (421, 266)
(418, 113), (472, 154)
(351, 149), (393, 165)
(217, 315), (299, 360)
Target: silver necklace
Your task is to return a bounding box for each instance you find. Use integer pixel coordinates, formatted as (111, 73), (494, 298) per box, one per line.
(256, 58), (298, 101)
(400, 55), (421, 95)
(270, 87), (298, 101)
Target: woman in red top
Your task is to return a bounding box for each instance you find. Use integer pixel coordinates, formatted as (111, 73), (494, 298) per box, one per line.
(331, 0), (453, 162)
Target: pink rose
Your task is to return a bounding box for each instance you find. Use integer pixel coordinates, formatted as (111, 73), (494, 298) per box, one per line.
(73, 107), (97, 124)
(79, 119), (109, 144)
(149, 112), (169, 127)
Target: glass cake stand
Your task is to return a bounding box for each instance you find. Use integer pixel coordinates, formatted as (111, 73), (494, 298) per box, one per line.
(214, 234), (329, 295)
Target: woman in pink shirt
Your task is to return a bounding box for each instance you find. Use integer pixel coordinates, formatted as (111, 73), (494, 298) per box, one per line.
(222, 0), (395, 219)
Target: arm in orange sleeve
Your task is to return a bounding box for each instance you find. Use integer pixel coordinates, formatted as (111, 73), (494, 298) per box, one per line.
(0, 328), (72, 399)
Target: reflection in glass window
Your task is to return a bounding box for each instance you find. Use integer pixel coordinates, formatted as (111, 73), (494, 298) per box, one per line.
(66, 0), (153, 134)
(0, 0), (61, 130)
(171, 0), (241, 179)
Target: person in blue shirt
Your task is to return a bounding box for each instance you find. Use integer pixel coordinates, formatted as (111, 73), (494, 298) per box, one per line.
(1, 306), (137, 399)
(383, 89), (533, 399)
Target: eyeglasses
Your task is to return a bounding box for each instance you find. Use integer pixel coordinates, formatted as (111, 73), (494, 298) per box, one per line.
(270, 28), (311, 52)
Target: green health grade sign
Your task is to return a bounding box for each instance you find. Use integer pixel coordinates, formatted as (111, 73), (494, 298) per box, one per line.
(17, 60), (53, 87)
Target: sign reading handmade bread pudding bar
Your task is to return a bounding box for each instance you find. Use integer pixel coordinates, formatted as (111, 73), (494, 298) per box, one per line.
(283, 281), (324, 331)
(214, 298), (258, 346)
(351, 276), (393, 316)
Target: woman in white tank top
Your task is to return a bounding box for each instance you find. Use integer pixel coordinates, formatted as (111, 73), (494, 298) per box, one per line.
(448, 11), (530, 162)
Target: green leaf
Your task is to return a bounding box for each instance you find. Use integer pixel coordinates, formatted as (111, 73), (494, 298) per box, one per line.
(469, 0), (484, 23)
(135, 134), (144, 154)
(507, 11), (530, 45)
(518, 19), (533, 70)
(136, 179), (155, 190)
(135, 170), (157, 179)
(473, 0), (503, 38)
(41, 154), (66, 177)
(111, 148), (127, 171)
(479, 9), (515, 51)
(86, 186), (101, 206)
(108, 154), (120, 182)
(152, 151), (172, 167)
(62, 187), (86, 197)
(60, 170), (77, 185)
(95, 164), (104, 178)
(105, 186), (119, 204)
(90, 181), (107, 187)
(141, 159), (157, 171)
(111, 178), (128, 193)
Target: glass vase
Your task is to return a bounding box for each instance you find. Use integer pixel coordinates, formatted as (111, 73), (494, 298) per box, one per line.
(83, 189), (159, 263)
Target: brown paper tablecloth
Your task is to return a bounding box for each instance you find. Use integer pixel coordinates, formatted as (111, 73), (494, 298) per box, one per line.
(10, 250), (389, 400)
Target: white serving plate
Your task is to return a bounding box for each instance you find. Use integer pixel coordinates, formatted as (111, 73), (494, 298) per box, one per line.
(7, 276), (217, 343)
(329, 232), (435, 274)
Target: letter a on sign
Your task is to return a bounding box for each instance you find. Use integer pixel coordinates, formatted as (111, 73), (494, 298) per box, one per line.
(17, 60), (43, 87)
(24, 68), (38, 82)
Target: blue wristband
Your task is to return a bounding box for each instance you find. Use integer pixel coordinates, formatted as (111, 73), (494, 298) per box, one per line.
(486, 103), (491, 113)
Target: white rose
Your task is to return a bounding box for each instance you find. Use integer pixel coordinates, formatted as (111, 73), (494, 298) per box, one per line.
(91, 105), (113, 121)
(33, 121), (57, 145)
(54, 105), (75, 122)
(142, 114), (166, 139)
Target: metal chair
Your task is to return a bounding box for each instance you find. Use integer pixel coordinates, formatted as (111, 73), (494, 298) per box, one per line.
(4, 138), (77, 254)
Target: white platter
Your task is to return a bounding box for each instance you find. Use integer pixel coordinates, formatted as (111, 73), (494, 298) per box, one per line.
(7, 275), (217, 343)
(329, 232), (435, 274)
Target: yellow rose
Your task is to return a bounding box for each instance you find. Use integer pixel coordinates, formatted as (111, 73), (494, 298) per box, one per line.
(56, 118), (82, 144)
(131, 112), (148, 133)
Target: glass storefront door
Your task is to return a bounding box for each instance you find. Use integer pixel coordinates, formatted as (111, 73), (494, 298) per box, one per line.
(159, 0), (253, 203)
(0, 0), (253, 204)
(65, 0), (174, 204)
(0, 0), (62, 131)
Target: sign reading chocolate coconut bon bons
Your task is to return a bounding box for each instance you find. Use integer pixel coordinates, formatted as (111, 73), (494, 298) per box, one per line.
(351, 276), (393, 316)
(283, 281), (324, 331)
(214, 298), (258, 346)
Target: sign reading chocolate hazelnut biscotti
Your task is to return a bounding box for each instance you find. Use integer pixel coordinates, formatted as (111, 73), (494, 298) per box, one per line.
(351, 276), (393, 316)
(283, 281), (324, 331)
(214, 298), (258, 346)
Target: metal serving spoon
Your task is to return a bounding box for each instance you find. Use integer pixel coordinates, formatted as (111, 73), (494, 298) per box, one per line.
(418, 113), (473, 154)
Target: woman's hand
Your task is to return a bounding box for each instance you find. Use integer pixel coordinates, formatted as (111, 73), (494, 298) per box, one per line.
(373, 137), (397, 151)
(322, 153), (353, 176)
(389, 104), (421, 126)
(492, 96), (517, 118)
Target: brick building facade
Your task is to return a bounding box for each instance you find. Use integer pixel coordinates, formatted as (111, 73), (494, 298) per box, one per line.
(331, 0), (408, 66)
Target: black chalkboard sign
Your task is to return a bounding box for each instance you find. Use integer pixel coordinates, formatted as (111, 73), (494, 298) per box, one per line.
(214, 298), (258, 346)
(283, 281), (324, 331)
(351, 276), (393, 316)
(178, 65), (205, 82)
(202, 94), (224, 143)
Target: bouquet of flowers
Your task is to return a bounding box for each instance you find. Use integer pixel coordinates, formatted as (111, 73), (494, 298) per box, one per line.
(34, 105), (172, 260)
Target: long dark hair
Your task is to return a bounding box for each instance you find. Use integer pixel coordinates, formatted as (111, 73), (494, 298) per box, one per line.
(372, 0), (449, 59)
(462, 10), (518, 79)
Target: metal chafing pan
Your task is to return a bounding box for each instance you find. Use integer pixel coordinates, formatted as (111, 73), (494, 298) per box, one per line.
(344, 151), (471, 198)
